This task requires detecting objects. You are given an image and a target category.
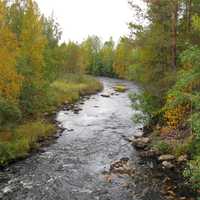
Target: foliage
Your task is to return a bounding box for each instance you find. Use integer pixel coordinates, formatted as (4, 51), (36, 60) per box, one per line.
(130, 92), (162, 125)
(184, 156), (200, 190)
(113, 37), (134, 79)
(0, 121), (55, 165)
(0, 97), (22, 128)
(152, 140), (171, 154)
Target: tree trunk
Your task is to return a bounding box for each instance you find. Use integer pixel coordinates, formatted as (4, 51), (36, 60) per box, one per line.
(188, 0), (192, 32)
(171, 1), (178, 71)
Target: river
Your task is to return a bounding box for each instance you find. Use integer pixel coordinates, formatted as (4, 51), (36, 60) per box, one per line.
(0, 77), (166, 200)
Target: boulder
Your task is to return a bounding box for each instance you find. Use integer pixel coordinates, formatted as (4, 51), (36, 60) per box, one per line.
(159, 154), (175, 161)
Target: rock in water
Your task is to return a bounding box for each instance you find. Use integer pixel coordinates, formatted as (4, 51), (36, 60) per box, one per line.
(131, 137), (150, 149)
(101, 94), (110, 98)
(114, 85), (127, 92)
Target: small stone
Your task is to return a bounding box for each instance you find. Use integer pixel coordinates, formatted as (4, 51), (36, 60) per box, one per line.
(177, 155), (187, 163)
(101, 94), (110, 98)
(44, 112), (49, 116)
(159, 155), (175, 161)
(162, 161), (174, 169)
(64, 101), (69, 105)
(132, 137), (150, 149)
(139, 149), (160, 158)
(180, 197), (187, 200)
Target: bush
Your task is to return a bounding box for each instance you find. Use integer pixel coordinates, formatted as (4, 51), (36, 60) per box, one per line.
(0, 121), (55, 165)
(0, 98), (22, 128)
(130, 92), (162, 125)
(152, 139), (171, 154)
(20, 81), (53, 116)
(184, 156), (200, 190)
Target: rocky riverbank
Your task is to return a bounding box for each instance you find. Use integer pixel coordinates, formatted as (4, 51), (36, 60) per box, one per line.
(130, 128), (198, 200)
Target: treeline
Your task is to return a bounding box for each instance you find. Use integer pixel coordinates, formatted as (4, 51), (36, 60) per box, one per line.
(62, 36), (135, 79)
(127, 0), (200, 191)
(0, 0), (64, 125)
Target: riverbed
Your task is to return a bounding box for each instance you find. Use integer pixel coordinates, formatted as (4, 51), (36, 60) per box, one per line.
(0, 78), (166, 200)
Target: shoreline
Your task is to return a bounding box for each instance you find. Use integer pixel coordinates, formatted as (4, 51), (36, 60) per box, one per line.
(130, 127), (198, 200)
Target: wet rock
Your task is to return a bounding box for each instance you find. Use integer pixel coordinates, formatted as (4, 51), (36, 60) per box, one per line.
(158, 155), (175, 162)
(162, 161), (174, 169)
(73, 107), (82, 112)
(109, 157), (135, 176)
(139, 149), (160, 158)
(2, 186), (12, 194)
(101, 94), (110, 98)
(134, 131), (144, 138)
(177, 155), (188, 163)
(131, 137), (150, 149)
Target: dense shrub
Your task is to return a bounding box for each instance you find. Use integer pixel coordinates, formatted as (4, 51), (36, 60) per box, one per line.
(0, 98), (22, 128)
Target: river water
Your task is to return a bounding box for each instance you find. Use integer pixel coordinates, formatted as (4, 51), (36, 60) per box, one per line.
(0, 78), (166, 200)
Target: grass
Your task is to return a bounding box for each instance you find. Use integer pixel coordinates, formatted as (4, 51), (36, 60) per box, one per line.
(114, 84), (127, 92)
(0, 74), (102, 166)
(49, 74), (103, 109)
(0, 121), (55, 165)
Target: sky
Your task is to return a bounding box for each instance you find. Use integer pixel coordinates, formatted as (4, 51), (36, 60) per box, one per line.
(35, 0), (142, 43)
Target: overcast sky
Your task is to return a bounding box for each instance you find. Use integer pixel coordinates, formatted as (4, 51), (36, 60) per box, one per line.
(35, 0), (143, 43)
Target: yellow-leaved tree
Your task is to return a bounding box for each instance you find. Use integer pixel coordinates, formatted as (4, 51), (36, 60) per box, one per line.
(0, 0), (22, 103)
(17, 0), (47, 114)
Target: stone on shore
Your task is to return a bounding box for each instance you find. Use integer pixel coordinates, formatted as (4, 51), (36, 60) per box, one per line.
(162, 161), (174, 169)
(131, 137), (150, 149)
(158, 154), (175, 162)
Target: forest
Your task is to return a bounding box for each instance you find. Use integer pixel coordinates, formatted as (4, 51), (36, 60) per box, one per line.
(0, 0), (200, 198)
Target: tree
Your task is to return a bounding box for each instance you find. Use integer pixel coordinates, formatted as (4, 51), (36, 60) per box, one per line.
(113, 37), (133, 79)
(99, 37), (115, 76)
(81, 36), (102, 75)
(0, 0), (22, 103)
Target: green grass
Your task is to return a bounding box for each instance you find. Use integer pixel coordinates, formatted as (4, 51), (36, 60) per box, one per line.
(0, 121), (55, 165)
(50, 74), (103, 108)
(0, 74), (102, 166)
(114, 84), (127, 92)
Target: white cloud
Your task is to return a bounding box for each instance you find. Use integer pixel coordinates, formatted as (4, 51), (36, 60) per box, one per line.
(35, 0), (136, 43)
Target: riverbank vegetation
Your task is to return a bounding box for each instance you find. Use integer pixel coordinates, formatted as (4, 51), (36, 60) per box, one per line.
(0, 0), (102, 165)
(127, 0), (200, 195)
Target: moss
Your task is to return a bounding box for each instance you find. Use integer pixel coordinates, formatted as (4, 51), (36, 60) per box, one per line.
(114, 84), (127, 92)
